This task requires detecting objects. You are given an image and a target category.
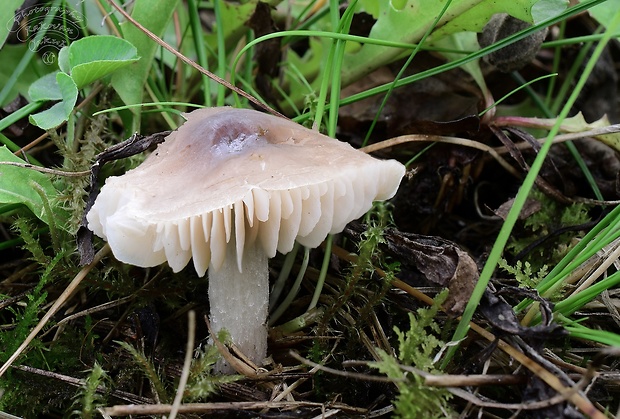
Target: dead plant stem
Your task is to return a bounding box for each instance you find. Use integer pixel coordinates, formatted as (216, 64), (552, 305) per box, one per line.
(0, 244), (110, 377)
(329, 243), (606, 418)
(169, 310), (196, 419)
(105, 0), (284, 119)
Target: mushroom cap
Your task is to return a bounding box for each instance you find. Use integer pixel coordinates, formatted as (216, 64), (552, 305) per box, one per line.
(87, 107), (405, 276)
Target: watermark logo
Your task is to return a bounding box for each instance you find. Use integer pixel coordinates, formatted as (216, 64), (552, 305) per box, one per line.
(7, 5), (85, 65)
(42, 50), (56, 65)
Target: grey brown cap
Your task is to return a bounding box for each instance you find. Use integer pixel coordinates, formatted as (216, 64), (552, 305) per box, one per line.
(87, 107), (405, 275)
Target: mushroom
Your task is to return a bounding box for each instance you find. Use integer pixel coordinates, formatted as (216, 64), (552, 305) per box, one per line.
(86, 107), (405, 371)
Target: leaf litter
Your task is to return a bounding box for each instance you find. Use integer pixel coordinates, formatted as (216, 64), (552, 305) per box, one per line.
(1, 1), (620, 418)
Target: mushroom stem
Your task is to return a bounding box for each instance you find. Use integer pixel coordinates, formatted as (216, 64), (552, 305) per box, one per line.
(208, 242), (269, 373)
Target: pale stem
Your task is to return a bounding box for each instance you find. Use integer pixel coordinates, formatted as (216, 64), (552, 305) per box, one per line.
(208, 242), (269, 373)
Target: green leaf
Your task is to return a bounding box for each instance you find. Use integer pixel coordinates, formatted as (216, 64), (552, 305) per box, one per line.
(28, 72), (78, 130)
(204, 0), (258, 53)
(0, 0), (24, 49)
(0, 146), (59, 224)
(67, 35), (139, 88)
(429, 0), (542, 39)
(27, 36), (135, 129)
(0, 44), (55, 106)
(28, 72), (63, 102)
(28, 35), (138, 130)
(586, 0), (620, 28)
(531, 0), (569, 24)
(562, 114), (620, 152)
(523, 112), (620, 152)
(356, 0), (380, 18)
(342, 0), (541, 85)
(58, 45), (70, 74)
(432, 32), (486, 93)
(282, 38), (325, 101)
(111, 0), (180, 131)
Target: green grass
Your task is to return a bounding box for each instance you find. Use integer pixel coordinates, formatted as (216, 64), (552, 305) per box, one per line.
(0, 0), (619, 416)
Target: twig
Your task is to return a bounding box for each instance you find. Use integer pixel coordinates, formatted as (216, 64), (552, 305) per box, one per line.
(169, 310), (196, 419)
(289, 351), (402, 384)
(204, 317), (253, 376)
(361, 127), (620, 205)
(309, 409), (340, 419)
(0, 409), (23, 419)
(346, 360), (530, 387)
(361, 134), (521, 178)
(52, 296), (134, 329)
(492, 126), (620, 153)
(105, 0), (285, 119)
(266, 341), (340, 410)
(13, 364), (151, 405)
(445, 386), (576, 411)
(301, 355), (573, 412)
(102, 401), (368, 416)
(0, 244), (110, 377)
(0, 161), (90, 177)
(329, 243), (607, 418)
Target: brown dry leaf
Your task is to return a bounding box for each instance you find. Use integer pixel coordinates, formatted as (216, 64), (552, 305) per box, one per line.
(383, 228), (478, 316)
(338, 63), (480, 144)
(494, 197), (542, 221)
(479, 286), (566, 342)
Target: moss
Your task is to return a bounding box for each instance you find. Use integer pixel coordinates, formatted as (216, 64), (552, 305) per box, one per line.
(507, 188), (591, 271)
(370, 291), (454, 418)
